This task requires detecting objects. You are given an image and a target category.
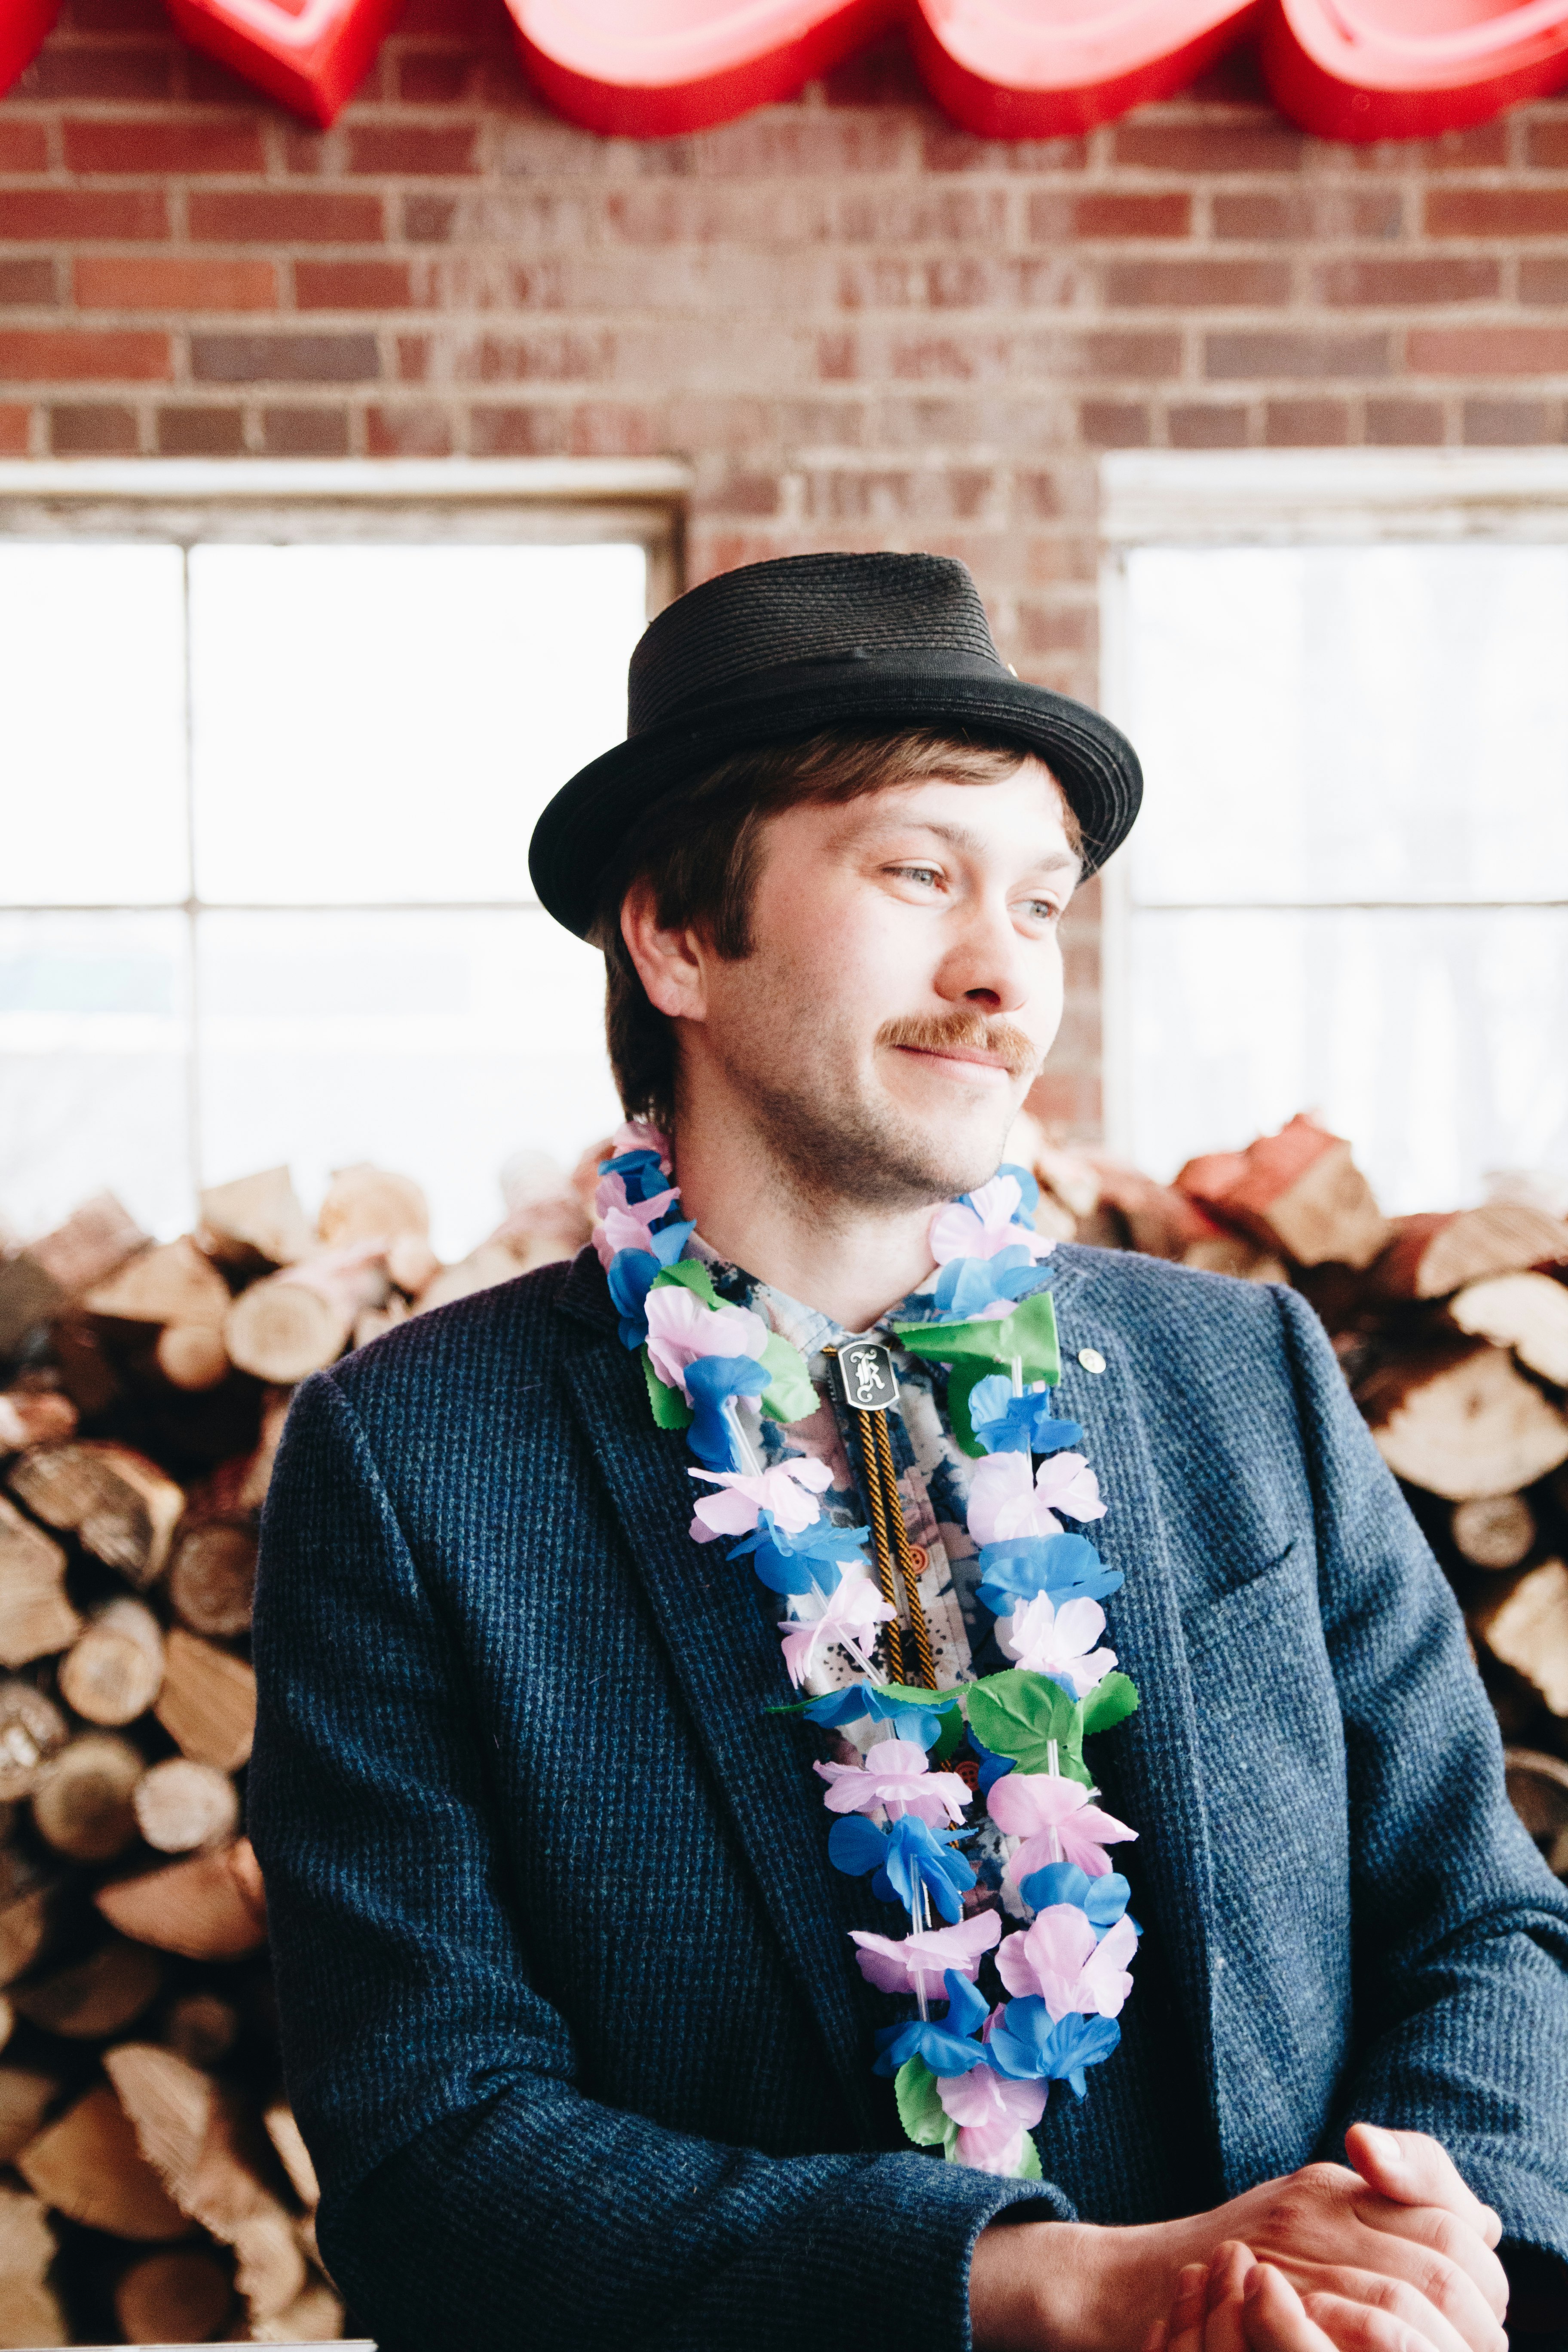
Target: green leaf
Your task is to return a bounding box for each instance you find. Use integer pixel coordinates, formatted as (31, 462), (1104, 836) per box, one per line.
(892, 1287), (1060, 1390)
(895, 2055), (948, 2148)
(1014, 2132), (1043, 2182)
(1081, 1670), (1139, 1740)
(643, 1348), (692, 1430)
(649, 1259), (720, 1310)
(758, 1330), (818, 1425)
(928, 1703), (967, 1766)
(967, 1669), (1090, 1785)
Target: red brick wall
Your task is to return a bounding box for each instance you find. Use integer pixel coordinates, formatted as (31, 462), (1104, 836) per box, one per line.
(4, 9), (1568, 1130)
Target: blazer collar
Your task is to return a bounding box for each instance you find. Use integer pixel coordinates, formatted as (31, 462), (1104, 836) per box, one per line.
(556, 1259), (882, 2140)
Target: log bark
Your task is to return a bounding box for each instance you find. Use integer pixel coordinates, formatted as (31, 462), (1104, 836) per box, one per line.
(1450, 1271), (1568, 1389)
(58, 1597), (165, 1727)
(0, 1193), (147, 1357)
(1478, 1559), (1568, 1716)
(135, 1758), (240, 1855)
(115, 2245), (236, 2346)
(1370, 1203), (1568, 1302)
(1177, 1114), (1390, 1270)
(8, 1439), (185, 1588)
(0, 1848), (63, 1990)
(223, 1247), (387, 1384)
(18, 2082), (193, 2240)
(85, 1236), (231, 1333)
(1181, 1234), (1292, 1285)
(317, 1162), (429, 1253)
(96, 1840), (266, 1961)
(105, 2043), (308, 2320)
(12, 1935), (162, 2040)
(251, 2278), (346, 2341)
(386, 1229), (441, 1295)
(154, 1630), (256, 1773)
(0, 2183), (62, 2352)
(0, 1390), (76, 1455)
(1451, 1493), (1537, 1571)
(163, 1991), (238, 2068)
(1504, 1746), (1568, 1877)
(167, 1520), (257, 1638)
(198, 1166), (312, 1276)
(0, 1496), (80, 1668)
(0, 1682), (67, 1800)
(0, 2071), (59, 2166)
(1359, 1341), (1568, 1501)
(31, 1732), (144, 1862)
(1083, 1158), (1222, 1262)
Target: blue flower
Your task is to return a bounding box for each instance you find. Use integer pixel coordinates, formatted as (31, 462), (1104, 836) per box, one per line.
(970, 1375), (1085, 1459)
(1017, 1862), (1136, 1939)
(827, 1813), (976, 1924)
(802, 1681), (955, 1749)
(966, 1727), (1016, 1797)
(975, 1532), (1124, 1619)
(987, 1998), (1121, 2096)
(995, 1162), (1041, 1219)
(597, 1147), (671, 1205)
(731, 1511), (869, 1596)
(684, 1354), (772, 1472)
(606, 1223), (695, 1350)
(873, 1969), (993, 2077)
(925, 1247), (1054, 1322)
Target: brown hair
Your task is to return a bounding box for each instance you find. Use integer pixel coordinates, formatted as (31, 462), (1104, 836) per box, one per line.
(589, 725), (1081, 1134)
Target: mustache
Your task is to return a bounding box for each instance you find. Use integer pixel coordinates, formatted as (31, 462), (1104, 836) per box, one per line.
(876, 1011), (1041, 1082)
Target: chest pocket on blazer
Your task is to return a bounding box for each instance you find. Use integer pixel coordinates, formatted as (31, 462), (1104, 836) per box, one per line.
(1181, 1539), (1308, 1666)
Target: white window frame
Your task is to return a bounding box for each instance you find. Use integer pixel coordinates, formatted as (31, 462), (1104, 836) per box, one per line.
(1096, 449), (1568, 1163)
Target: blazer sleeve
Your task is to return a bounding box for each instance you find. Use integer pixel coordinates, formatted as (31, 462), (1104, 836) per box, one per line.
(1271, 1287), (1568, 2273)
(249, 1368), (1062, 2352)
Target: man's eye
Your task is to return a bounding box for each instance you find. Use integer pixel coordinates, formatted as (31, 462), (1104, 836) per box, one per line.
(1022, 898), (1065, 923)
(890, 864), (942, 888)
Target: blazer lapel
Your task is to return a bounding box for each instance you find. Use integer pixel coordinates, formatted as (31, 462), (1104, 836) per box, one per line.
(555, 1256), (880, 2139)
(1050, 1256), (1227, 2193)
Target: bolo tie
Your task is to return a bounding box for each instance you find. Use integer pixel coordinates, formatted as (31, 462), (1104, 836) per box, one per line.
(824, 1341), (939, 1692)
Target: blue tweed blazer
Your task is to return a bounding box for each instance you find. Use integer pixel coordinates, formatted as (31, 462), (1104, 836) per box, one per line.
(250, 1243), (1568, 2352)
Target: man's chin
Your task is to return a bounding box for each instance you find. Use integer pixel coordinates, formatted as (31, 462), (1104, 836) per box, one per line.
(868, 1082), (1023, 1203)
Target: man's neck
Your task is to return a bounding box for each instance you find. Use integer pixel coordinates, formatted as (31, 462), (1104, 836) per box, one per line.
(671, 1118), (941, 1335)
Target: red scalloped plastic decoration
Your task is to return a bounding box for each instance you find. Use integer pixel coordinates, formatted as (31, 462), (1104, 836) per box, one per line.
(3, 0), (1567, 138)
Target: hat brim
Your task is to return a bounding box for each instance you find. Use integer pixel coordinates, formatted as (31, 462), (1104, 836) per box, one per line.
(527, 666), (1143, 939)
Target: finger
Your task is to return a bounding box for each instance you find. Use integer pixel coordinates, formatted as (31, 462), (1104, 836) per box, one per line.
(1346, 2192), (1509, 2323)
(1240, 2264), (1343, 2352)
(1344, 2128), (1502, 2251)
(1170, 2261), (1212, 2352)
(1300, 2266), (1498, 2352)
(1204, 2241), (1257, 2352)
(1144, 2325), (1170, 2352)
(1300, 2285), (1448, 2352)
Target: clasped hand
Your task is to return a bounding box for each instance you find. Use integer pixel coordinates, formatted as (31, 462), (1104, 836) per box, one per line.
(971, 2125), (1508, 2352)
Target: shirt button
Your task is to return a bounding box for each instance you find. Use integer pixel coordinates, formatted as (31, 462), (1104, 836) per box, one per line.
(1077, 1348), (1107, 1374)
(907, 1544), (929, 1573)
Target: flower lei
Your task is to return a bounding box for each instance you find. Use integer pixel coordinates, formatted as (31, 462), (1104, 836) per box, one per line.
(593, 1120), (1141, 2180)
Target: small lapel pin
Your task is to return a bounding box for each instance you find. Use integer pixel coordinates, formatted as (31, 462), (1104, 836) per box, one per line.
(1077, 1347), (1106, 1374)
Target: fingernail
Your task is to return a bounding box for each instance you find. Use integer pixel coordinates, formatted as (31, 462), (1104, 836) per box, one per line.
(1362, 2125), (1400, 2168)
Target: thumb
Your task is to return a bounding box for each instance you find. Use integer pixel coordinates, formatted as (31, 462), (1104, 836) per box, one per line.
(1345, 2122), (1502, 2246)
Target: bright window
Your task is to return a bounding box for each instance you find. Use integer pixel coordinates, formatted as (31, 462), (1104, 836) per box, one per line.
(1102, 454), (1568, 1215)
(0, 461), (682, 1258)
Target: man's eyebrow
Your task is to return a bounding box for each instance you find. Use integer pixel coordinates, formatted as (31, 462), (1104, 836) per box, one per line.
(856, 815), (1082, 876)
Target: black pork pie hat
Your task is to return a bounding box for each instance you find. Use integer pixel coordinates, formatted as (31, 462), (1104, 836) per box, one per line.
(528, 550), (1143, 938)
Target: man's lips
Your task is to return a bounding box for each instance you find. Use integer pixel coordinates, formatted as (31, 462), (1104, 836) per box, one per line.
(891, 1042), (1016, 1078)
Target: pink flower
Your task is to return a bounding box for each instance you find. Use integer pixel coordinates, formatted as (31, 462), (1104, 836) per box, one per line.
(777, 1567), (894, 1688)
(688, 1457), (833, 1542)
(592, 1188), (682, 1269)
(849, 1909), (1001, 1999)
(643, 1284), (769, 1398)
(1002, 1595), (1117, 1696)
(966, 1451), (1106, 1546)
(935, 2067), (1047, 2174)
(986, 1772), (1137, 1883)
(995, 1906), (1138, 2020)
(609, 1118), (671, 1170)
(929, 1175), (1054, 1268)
(816, 1737), (974, 1827)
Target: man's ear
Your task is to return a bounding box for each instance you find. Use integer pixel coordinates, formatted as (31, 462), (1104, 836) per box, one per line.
(620, 880), (709, 1024)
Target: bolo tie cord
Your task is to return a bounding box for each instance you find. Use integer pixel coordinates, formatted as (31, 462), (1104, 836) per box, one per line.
(851, 1403), (939, 1692)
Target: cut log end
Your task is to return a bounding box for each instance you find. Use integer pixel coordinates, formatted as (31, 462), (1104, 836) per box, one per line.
(135, 1758), (241, 1855)
(115, 2245), (237, 2346)
(1452, 1492), (1537, 1571)
(58, 1596), (165, 1729)
(32, 1733), (144, 1862)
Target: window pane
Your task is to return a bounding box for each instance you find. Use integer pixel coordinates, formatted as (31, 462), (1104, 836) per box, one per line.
(0, 544), (189, 906)
(196, 909), (620, 1259)
(1124, 545), (1568, 908)
(1129, 906), (1568, 1214)
(0, 913), (192, 1240)
(189, 542), (648, 906)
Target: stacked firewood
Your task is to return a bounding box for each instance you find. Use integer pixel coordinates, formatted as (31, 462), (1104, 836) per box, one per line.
(1017, 1109), (1568, 1880)
(0, 1161), (589, 2346)
(1, 1118), (1565, 2343)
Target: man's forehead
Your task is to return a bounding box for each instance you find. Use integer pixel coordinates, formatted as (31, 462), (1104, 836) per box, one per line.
(827, 757), (1078, 855)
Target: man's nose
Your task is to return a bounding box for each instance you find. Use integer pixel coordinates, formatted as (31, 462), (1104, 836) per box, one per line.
(934, 896), (1032, 1015)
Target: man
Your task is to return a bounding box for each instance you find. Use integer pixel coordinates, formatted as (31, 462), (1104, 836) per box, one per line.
(251, 552), (1568, 2352)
